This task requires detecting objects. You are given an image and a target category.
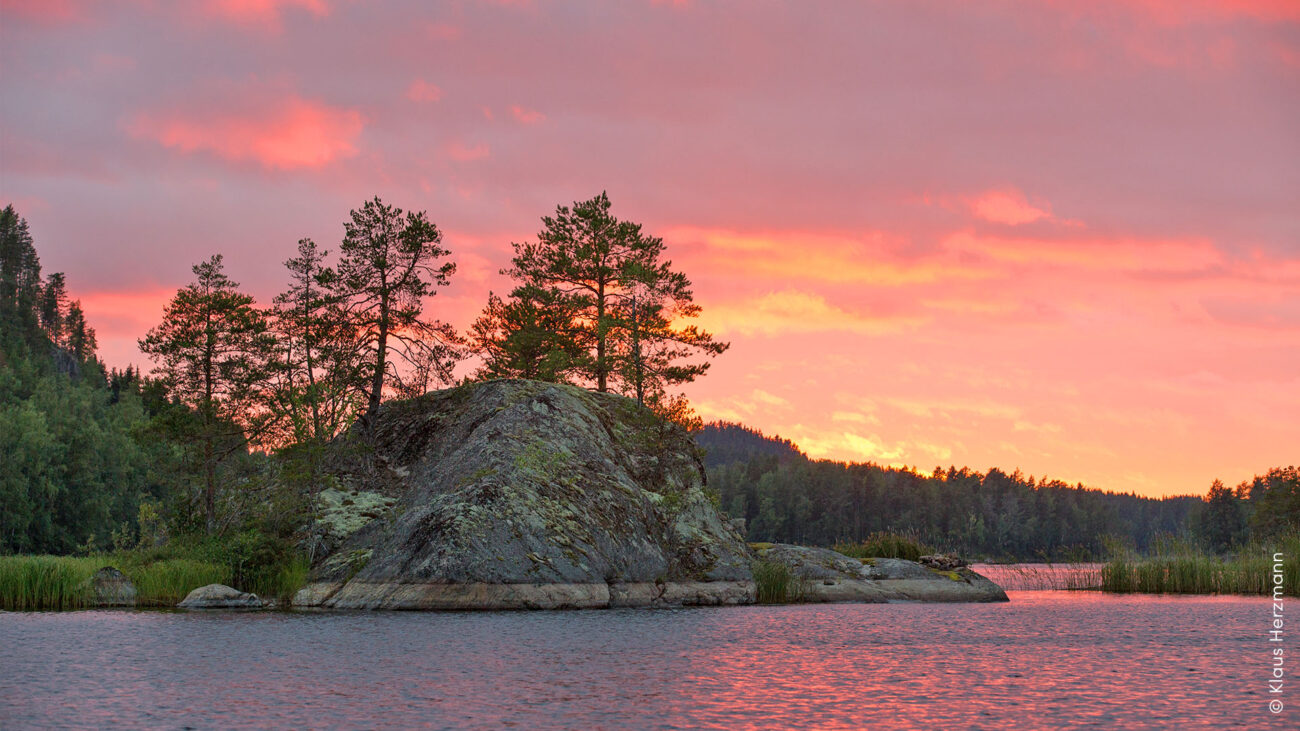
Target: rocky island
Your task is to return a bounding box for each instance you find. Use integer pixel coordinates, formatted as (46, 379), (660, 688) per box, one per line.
(290, 379), (1007, 610)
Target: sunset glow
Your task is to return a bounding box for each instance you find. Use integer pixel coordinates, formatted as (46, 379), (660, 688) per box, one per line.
(3, 0), (1295, 497)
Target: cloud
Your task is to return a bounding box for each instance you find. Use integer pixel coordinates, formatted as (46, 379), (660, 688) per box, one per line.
(697, 290), (927, 337)
(202, 0), (329, 29)
(446, 142), (491, 161)
(1099, 0), (1300, 25)
(0, 0), (88, 24)
(129, 96), (364, 170)
(750, 389), (789, 408)
(670, 227), (993, 286)
(406, 79), (443, 103)
(510, 105), (546, 125)
(968, 188), (1053, 226)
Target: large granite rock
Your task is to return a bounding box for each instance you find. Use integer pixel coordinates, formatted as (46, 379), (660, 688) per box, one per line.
(86, 567), (136, 607)
(178, 584), (268, 610)
(752, 543), (1008, 603)
(295, 380), (755, 610)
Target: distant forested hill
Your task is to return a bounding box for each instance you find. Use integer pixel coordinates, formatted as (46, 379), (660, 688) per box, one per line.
(694, 421), (803, 469)
(696, 420), (1202, 560)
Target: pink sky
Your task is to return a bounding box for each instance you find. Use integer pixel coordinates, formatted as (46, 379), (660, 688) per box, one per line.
(2, 0), (1296, 497)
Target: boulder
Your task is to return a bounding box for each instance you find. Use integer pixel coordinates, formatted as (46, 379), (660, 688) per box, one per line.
(178, 584), (267, 610)
(752, 543), (1008, 603)
(295, 380), (754, 610)
(86, 567), (136, 607)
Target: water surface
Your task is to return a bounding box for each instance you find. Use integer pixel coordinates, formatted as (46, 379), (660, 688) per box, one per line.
(0, 591), (1279, 729)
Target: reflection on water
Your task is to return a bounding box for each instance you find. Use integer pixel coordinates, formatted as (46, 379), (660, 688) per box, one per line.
(1, 591), (1267, 729)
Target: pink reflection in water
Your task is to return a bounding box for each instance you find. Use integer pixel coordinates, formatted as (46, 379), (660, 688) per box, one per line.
(1, 592), (1266, 729)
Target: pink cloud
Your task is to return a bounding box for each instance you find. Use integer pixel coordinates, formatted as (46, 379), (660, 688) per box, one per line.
(695, 290), (927, 337)
(446, 142), (490, 161)
(669, 226), (993, 286)
(425, 22), (462, 41)
(130, 96), (364, 170)
(510, 105), (546, 125)
(1119, 0), (1300, 24)
(406, 79), (443, 103)
(968, 188), (1054, 226)
(203, 0), (329, 28)
(0, 0), (87, 23)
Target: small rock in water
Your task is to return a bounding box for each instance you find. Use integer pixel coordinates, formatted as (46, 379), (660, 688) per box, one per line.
(177, 584), (267, 610)
(87, 567), (136, 607)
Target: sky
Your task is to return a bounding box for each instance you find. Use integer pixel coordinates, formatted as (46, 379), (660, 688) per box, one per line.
(2, 0), (1297, 498)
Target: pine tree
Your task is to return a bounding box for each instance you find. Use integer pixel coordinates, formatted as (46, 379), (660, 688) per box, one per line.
(139, 255), (276, 532)
(469, 286), (586, 382)
(271, 238), (363, 444)
(334, 197), (460, 420)
(501, 192), (727, 409)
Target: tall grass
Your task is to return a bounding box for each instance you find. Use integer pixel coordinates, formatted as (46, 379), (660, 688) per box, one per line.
(0, 556), (104, 610)
(834, 531), (932, 562)
(0, 546), (309, 610)
(241, 555), (310, 605)
(973, 562), (1103, 591)
(1100, 534), (1300, 596)
(753, 560), (809, 604)
(126, 559), (231, 607)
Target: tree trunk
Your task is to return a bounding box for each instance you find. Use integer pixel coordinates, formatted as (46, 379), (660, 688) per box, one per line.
(203, 300), (216, 534)
(631, 293), (643, 405)
(369, 292), (388, 419)
(595, 281), (607, 392)
(204, 440), (216, 534)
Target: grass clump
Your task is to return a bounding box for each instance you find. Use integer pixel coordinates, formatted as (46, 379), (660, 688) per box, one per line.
(0, 556), (103, 610)
(125, 559), (231, 606)
(1, 531), (311, 610)
(0, 554), (230, 609)
(834, 531), (931, 562)
(753, 559), (809, 604)
(1100, 534), (1300, 596)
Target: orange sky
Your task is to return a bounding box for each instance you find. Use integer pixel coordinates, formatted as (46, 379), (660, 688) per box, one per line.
(2, 0), (1297, 497)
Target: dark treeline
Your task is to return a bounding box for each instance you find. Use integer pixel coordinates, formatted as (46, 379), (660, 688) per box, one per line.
(697, 422), (1296, 560)
(1, 195), (727, 556)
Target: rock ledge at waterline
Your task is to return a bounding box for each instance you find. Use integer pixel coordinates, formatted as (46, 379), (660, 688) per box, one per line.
(292, 379), (1006, 610)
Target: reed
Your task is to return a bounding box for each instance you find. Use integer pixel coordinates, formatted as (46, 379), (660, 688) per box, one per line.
(0, 554), (238, 610)
(975, 562), (1102, 591)
(1100, 534), (1300, 596)
(239, 555), (310, 605)
(0, 556), (104, 610)
(124, 559), (231, 607)
(834, 531), (931, 562)
(753, 559), (809, 604)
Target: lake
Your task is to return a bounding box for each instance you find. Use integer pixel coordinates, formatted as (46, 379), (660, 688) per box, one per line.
(0, 590), (1279, 729)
